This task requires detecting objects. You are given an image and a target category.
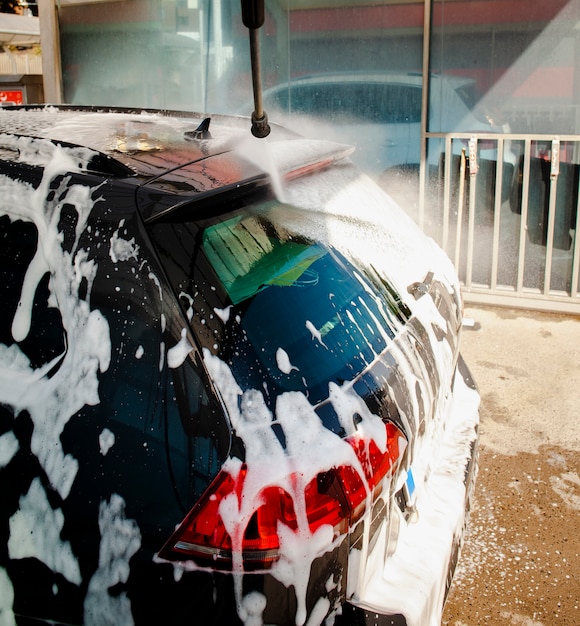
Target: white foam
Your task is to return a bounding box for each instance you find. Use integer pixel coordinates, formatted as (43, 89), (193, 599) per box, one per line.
(0, 142), (112, 500)
(167, 328), (194, 369)
(275, 347), (298, 374)
(8, 478), (82, 585)
(84, 495), (141, 626)
(99, 428), (116, 456)
(0, 432), (19, 469)
(0, 567), (15, 626)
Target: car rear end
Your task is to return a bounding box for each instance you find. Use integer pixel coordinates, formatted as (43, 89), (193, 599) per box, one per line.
(140, 132), (480, 624)
(0, 107), (479, 626)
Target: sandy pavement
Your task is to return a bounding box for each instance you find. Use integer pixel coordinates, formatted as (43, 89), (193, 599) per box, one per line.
(442, 305), (580, 626)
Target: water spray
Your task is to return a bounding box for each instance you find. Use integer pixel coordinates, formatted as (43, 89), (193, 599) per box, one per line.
(241, 0), (271, 138)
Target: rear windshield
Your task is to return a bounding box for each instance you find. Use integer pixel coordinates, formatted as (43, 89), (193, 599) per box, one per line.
(148, 198), (409, 409)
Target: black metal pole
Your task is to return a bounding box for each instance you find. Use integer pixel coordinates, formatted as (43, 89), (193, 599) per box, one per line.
(241, 0), (270, 138)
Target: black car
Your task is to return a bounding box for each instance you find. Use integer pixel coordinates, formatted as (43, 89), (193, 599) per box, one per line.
(0, 106), (479, 626)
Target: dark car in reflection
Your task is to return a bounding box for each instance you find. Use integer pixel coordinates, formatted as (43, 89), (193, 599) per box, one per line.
(0, 106), (479, 626)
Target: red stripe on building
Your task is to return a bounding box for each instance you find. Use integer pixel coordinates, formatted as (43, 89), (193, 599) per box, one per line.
(289, 1), (569, 33)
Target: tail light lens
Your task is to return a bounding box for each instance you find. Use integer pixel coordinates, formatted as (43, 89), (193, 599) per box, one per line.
(158, 421), (406, 569)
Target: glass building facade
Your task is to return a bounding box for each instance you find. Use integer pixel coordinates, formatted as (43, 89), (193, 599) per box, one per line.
(56, 0), (580, 312)
(58, 1), (579, 133)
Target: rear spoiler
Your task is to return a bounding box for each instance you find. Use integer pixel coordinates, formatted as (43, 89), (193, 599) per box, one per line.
(142, 138), (355, 224)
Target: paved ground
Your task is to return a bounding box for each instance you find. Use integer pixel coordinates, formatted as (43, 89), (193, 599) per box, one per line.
(442, 305), (580, 626)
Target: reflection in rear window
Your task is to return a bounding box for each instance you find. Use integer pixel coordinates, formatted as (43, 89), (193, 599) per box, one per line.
(149, 200), (409, 406)
(203, 214), (325, 305)
(203, 211), (400, 403)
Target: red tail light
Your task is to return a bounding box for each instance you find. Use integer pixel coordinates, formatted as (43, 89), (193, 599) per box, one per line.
(158, 421), (406, 569)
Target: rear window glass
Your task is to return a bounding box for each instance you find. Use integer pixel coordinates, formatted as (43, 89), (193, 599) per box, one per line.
(203, 214), (326, 305)
(149, 199), (409, 408)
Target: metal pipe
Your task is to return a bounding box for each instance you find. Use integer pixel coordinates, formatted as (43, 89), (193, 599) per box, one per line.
(442, 135), (452, 252)
(455, 148), (466, 271)
(517, 138), (532, 293)
(544, 138), (561, 294)
(466, 140), (477, 290)
(490, 138), (504, 291)
(241, 0), (270, 138)
(248, 28), (269, 137)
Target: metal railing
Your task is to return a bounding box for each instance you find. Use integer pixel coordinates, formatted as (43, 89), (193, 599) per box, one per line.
(419, 132), (580, 315)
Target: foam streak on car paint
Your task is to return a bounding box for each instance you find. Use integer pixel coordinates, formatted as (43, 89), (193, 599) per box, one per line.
(0, 567), (15, 626)
(8, 477), (82, 585)
(203, 349), (378, 626)
(0, 133), (98, 170)
(84, 495), (142, 626)
(110, 220), (140, 263)
(214, 305), (232, 324)
(0, 431), (19, 468)
(356, 371), (479, 626)
(240, 590), (268, 626)
(0, 145), (111, 500)
(167, 328), (195, 369)
(275, 347), (297, 374)
(0, 141), (127, 621)
(305, 320), (327, 348)
(99, 427), (116, 456)
(159, 312), (167, 371)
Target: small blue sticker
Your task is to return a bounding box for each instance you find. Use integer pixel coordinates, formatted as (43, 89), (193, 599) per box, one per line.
(406, 468), (416, 499)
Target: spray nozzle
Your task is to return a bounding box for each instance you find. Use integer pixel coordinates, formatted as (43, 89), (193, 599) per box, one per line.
(251, 111), (270, 139)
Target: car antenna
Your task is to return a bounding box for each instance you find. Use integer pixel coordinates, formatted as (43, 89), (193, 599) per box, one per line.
(241, 0), (271, 138)
(184, 117), (212, 141)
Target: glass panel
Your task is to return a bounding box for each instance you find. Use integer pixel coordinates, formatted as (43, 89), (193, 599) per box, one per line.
(254, 1), (425, 178)
(263, 81), (423, 124)
(60, 1), (425, 181)
(431, 0), (579, 135)
(147, 197), (408, 409)
(60, 0), (212, 111)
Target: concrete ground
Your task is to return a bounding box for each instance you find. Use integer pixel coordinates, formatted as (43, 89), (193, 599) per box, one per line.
(442, 305), (580, 626)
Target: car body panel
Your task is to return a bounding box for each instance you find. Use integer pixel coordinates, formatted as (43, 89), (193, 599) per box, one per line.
(0, 106), (479, 626)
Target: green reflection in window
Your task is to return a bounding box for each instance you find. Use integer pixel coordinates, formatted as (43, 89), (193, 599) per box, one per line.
(202, 212), (325, 305)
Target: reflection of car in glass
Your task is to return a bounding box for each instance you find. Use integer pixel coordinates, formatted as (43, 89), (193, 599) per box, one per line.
(0, 105), (479, 626)
(262, 72), (515, 201)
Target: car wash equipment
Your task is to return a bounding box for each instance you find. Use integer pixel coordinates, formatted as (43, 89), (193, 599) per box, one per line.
(241, 0), (270, 138)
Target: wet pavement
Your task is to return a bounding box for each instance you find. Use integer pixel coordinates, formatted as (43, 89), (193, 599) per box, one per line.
(442, 305), (580, 626)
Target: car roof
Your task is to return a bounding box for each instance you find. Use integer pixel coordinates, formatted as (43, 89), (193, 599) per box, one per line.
(0, 105), (354, 222)
(0, 105), (353, 179)
(0, 106), (288, 178)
